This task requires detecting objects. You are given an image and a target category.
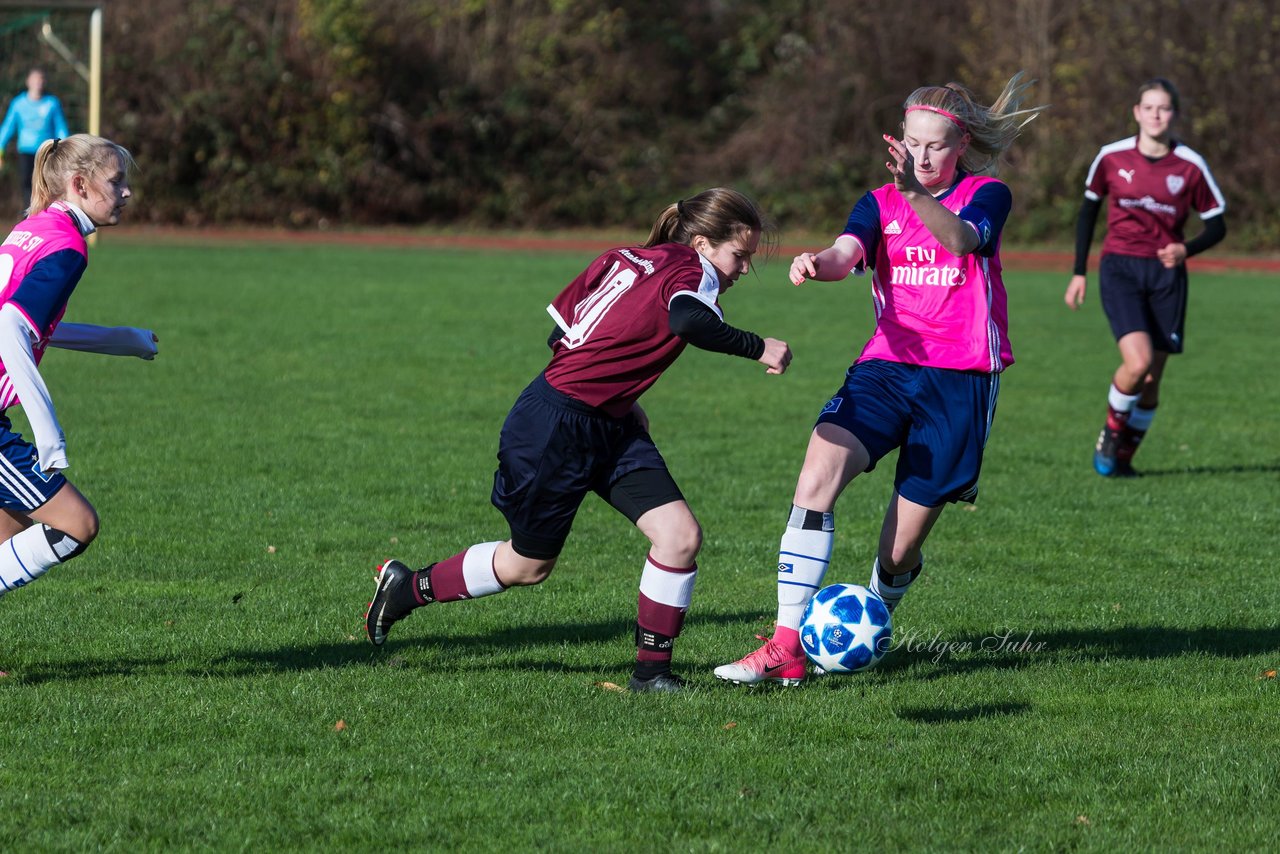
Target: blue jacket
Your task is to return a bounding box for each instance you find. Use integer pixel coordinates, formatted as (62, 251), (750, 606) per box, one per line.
(0, 94), (70, 154)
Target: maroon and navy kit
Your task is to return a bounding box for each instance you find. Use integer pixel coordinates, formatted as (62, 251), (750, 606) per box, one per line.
(495, 243), (760, 558)
(1077, 137), (1226, 352)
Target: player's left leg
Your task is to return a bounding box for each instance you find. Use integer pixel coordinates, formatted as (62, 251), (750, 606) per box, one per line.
(1096, 331), (1153, 476)
(0, 483), (97, 598)
(1115, 351), (1168, 476)
(868, 492), (944, 613)
(873, 366), (994, 614)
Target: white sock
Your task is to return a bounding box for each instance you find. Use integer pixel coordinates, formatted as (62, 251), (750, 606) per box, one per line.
(1108, 384), (1140, 414)
(776, 506), (834, 632)
(461, 541), (505, 597)
(0, 525), (65, 596)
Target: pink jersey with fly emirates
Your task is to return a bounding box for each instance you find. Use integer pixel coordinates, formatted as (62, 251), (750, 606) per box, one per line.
(0, 203), (88, 409)
(852, 175), (1012, 373)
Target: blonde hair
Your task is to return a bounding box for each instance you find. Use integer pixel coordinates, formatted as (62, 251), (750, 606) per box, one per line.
(904, 72), (1047, 176)
(28, 133), (135, 216)
(643, 187), (776, 257)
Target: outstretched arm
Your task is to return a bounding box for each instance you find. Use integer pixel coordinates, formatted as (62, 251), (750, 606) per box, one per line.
(789, 235), (865, 286)
(48, 323), (158, 358)
(669, 294), (791, 374)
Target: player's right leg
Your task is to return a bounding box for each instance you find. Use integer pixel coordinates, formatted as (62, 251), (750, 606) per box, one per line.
(716, 422), (871, 687)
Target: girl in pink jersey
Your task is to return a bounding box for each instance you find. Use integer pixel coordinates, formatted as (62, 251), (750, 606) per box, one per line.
(1064, 78), (1226, 477)
(0, 134), (157, 600)
(366, 188), (792, 692)
(717, 74), (1046, 687)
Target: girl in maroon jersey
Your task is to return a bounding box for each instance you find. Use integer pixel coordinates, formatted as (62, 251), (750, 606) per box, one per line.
(1064, 78), (1226, 477)
(364, 187), (792, 692)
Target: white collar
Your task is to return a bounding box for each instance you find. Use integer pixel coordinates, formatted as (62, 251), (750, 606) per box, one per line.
(50, 200), (97, 237)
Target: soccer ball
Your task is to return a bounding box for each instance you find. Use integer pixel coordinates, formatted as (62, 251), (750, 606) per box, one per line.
(800, 583), (892, 674)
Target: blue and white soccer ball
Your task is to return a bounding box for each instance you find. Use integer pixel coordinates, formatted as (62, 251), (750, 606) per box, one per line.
(800, 583), (892, 674)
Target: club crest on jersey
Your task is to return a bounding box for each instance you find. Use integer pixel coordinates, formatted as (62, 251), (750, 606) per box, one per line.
(884, 220), (903, 235)
(820, 397), (843, 415)
(1166, 175), (1185, 195)
(778, 562), (794, 574)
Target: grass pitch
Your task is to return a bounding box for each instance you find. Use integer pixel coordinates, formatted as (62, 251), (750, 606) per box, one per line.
(0, 238), (1275, 850)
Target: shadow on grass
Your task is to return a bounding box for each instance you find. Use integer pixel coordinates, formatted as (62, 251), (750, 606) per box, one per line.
(879, 624), (1280, 679)
(894, 702), (1032, 724)
(1136, 460), (1280, 477)
(8, 609), (763, 684)
(11, 620), (1279, 686)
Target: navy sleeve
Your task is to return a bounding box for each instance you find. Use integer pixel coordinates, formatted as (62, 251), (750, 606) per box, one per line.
(840, 192), (881, 269)
(9, 249), (86, 330)
(668, 294), (765, 359)
(1073, 196), (1102, 275)
(1184, 214), (1226, 258)
(957, 182), (1013, 257)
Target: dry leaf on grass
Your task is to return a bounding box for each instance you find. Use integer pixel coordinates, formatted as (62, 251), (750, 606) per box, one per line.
(593, 681), (626, 693)
(334, 719), (347, 732)
(1259, 669), (1277, 680)
(723, 721), (738, 730)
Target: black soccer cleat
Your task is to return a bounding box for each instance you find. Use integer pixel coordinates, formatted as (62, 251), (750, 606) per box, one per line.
(365, 559), (418, 646)
(1112, 462), (1142, 479)
(627, 671), (689, 693)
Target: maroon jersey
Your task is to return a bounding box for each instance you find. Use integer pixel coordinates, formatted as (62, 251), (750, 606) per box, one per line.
(1084, 137), (1225, 258)
(543, 243), (723, 417)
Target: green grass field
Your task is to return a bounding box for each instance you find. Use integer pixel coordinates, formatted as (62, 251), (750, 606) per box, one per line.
(1, 237), (1276, 850)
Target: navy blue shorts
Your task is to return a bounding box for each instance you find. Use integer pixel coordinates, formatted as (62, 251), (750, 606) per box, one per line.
(491, 374), (683, 559)
(1099, 253), (1188, 353)
(814, 359), (1000, 507)
(0, 414), (67, 512)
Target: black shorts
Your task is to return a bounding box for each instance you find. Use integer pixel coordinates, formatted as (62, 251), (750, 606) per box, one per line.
(490, 374), (684, 559)
(1098, 253), (1188, 353)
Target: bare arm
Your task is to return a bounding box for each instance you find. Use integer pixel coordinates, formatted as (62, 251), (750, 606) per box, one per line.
(789, 235), (866, 285)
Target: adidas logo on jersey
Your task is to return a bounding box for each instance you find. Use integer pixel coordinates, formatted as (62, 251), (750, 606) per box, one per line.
(884, 220), (903, 235)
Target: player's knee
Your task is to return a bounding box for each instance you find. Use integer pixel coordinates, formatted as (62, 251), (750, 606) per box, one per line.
(794, 467), (840, 508)
(654, 518), (702, 565)
(59, 506), (99, 546)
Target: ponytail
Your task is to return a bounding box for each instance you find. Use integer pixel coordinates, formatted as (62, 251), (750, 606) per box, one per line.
(643, 187), (775, 256)
(27, 133), (135, 216)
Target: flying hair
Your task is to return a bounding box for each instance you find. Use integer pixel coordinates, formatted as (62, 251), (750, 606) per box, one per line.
(903, 72), (1048, 176)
